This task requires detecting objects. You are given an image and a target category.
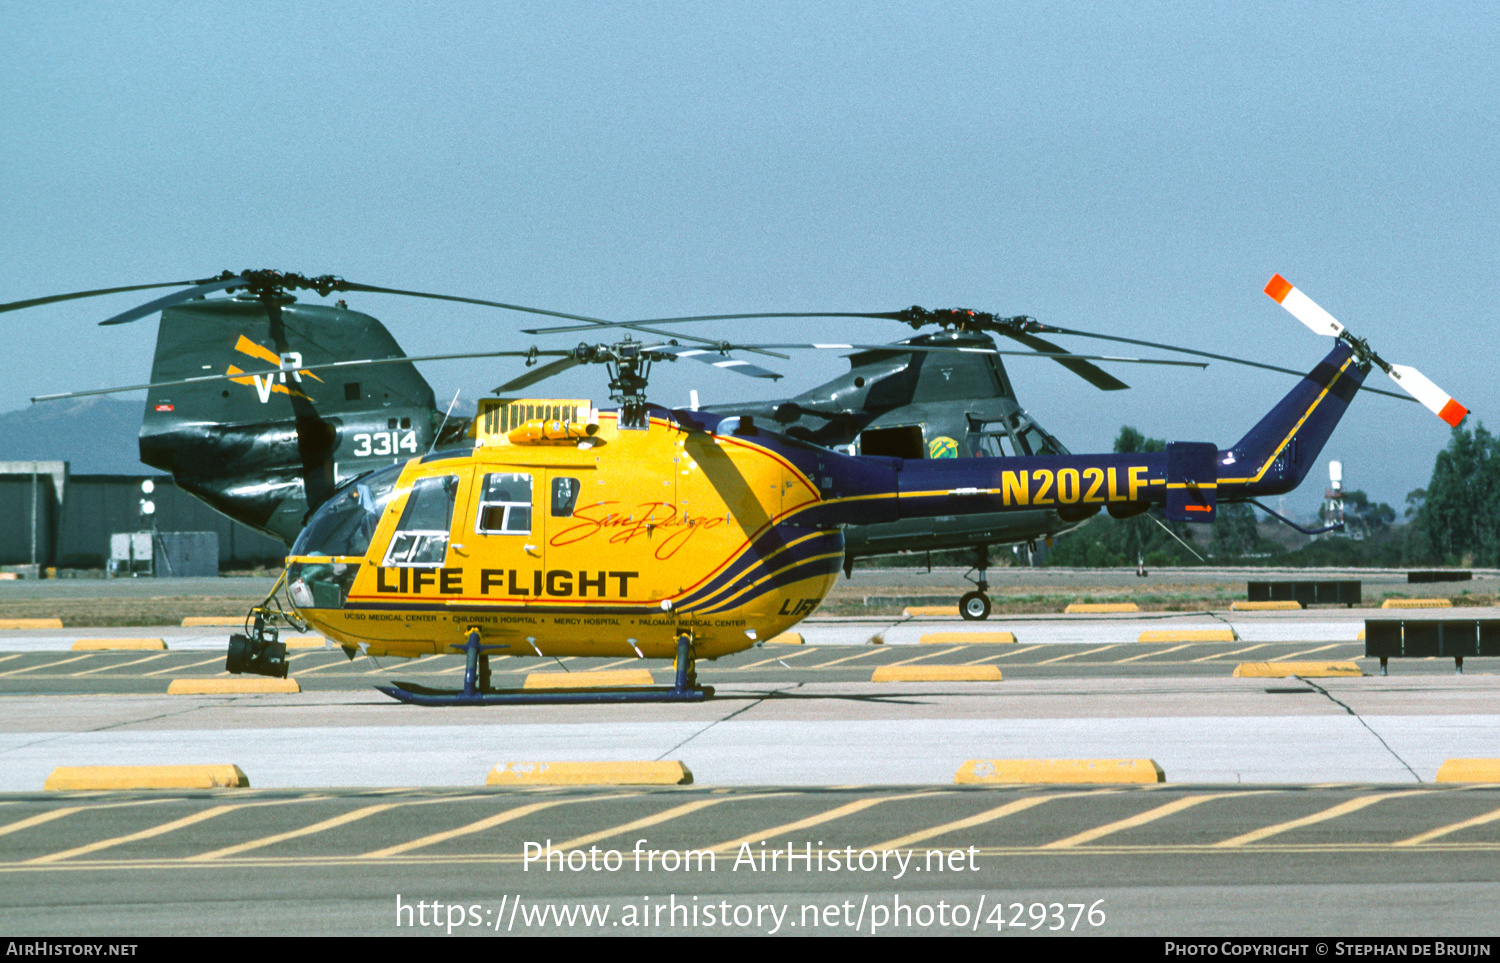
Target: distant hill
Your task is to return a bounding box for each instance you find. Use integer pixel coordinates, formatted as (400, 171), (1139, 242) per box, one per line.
(0, 397), (145, 475)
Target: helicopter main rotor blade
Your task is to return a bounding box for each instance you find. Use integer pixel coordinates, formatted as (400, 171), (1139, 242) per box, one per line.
(98, 277), (249, 325)
(522, 312), (881, 336)
(31, 348), (570, 404)
(339, 283), (789, 361)
(995, 329), (1129, 391)
(0, 279), (227, 316)
(736, 342), (1206, 368)
(493, 356), (584, 393)
(654, 346), (782, 380)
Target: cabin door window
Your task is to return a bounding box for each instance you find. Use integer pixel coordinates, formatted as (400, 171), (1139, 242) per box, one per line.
(475, 472), (534, 535)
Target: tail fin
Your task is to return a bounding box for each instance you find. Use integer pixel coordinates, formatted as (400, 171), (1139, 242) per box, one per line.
(139, 294), (440, 540)
(1221, 342), (1367, 495)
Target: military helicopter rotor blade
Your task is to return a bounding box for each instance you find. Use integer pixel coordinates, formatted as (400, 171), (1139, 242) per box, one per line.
(97, 276), (251, 326)
(30, 348), (573, 404)
(337, 282), (789, 361)
(1264, 274), (1466, 423)
(521, 312), (884, 336)
(729, 341), (1206, 368)
(988, 329), (1129, 390)
(0, 277), (236, 316)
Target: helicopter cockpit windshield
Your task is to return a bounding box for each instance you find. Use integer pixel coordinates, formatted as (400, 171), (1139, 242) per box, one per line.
(291, 462), (405, 558)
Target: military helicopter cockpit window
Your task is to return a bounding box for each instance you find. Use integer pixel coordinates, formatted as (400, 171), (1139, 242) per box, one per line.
(476, 473), (533, 535)
(383, 474), (459, 567)
(292, 462), (404, 558)
(551, 477), (581, 517)
(966, 421), (1017, 459)
(1012, 418), (1069, 457)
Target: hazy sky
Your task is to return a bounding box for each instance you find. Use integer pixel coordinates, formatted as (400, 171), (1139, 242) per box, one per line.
(3, 2), (1495, 517)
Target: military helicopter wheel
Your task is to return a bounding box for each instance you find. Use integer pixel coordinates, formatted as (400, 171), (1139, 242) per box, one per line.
(959, 591), (991, 621)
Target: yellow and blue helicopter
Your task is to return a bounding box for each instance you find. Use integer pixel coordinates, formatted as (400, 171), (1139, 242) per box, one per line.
(8, 274), (1465, 705)
(274, 275), (1467, 705)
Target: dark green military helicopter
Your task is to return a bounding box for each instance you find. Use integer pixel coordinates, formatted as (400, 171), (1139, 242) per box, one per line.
(7, 270), (1337, 618)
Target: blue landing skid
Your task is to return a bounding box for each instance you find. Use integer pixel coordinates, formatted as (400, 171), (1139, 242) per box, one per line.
(374, 629), (713, 706)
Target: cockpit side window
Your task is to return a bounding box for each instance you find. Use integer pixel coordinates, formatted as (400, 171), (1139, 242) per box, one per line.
(383, 474), (459, 567)
(476, 472), (533, 535)
(966, 420), (1017, 458)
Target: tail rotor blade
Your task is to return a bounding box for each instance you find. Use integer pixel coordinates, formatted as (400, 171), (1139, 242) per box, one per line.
(1388, 364), (1468, 427)
(1268, 273), (1466, 426)
(1264, 274), (1345, 337)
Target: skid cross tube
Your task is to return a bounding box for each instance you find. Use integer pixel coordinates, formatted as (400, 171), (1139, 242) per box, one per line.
(375, 632), (714, 706)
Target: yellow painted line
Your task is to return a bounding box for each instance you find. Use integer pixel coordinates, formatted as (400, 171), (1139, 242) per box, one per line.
(496, 656), (578, 675)
(1382, 598), (1452, 609)
(903, 606), (958, 617)
(360, 795), (630, 858)
(522, 670), (657, 690)
(1112, 643), (1196, 664)
(766, 632), (804, 644)
(920, 632), (1016, 645)
(363, 654), (445, 675)
(1034, 644), (1123, 666)
(883, 646), (960, 668)
(1270, 643), (1346, 661)
(1214, 794), (1409, 847)
(1357, 630), (1366, 641)
(1436, 760), (1500, 783)
(956, 759), (1164, 785)
(1231, 601), (1302, 611)
(181, 617), (245, 627)
(142, 655), (224, 677)
(1232, 662), (1361, 678)
(0, 655), (91, 677)
(737, 648), (820, 671)
(1138, 630), (1235, 643)
(1188, 643), (1271, 663)
(1042, 792), (1250, 849)
(188, 804), (399, 860)
(872, 794), (1088, 850)
(68, 653), (172, 677)
(590, 657), (647, 671)
(167, 678), (301, 694)
(44, 765), (249, 791)
(1394, 805), (1500, 846)
(553, 797), (732, 851)
(707, 791), (937, 854)
(0, 654), (21, 667)
(26, 804), (242, 863)
(1065, 603), (1139, 614)
(486, 761), (691, 786)
(71, 639), (166, 651)
(0, 808), (82, 838)
(0, 618), (63, 629)
(871, 665), (1002, 682)
(808, 648), (889, 669)
(286, 657), (360, 676)
(962, 644), (1044, 665)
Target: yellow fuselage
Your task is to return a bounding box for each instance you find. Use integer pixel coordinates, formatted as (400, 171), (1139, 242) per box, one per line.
(285, 410), (839, 661)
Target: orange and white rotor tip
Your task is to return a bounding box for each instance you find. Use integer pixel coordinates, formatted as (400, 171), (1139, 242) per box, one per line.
(1264, 274), (1467, 428)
